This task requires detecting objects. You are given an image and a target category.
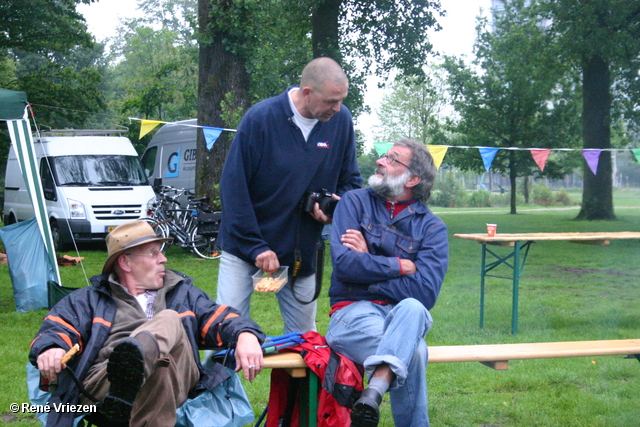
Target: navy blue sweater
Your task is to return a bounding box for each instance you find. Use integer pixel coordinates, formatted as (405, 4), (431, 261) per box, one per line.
(219, 89), (362, 275)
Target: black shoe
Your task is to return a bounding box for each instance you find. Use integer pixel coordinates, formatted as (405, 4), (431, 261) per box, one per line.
(101, 338), (145, 423)
(351, 388), (382, 427)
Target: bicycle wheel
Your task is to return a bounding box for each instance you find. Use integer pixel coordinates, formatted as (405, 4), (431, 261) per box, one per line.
(143, 218), (171, 249)
(190, 227), (222, 259)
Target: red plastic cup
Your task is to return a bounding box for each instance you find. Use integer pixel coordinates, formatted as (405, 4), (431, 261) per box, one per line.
(486, 223), (497, 237)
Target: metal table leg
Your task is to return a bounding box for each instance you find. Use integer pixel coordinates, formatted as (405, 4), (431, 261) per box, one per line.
(478, 240), (534, 334)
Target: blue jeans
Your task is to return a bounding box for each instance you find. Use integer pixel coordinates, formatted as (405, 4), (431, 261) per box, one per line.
(216, 251), (317, 334)
(326, 298), (432, 427)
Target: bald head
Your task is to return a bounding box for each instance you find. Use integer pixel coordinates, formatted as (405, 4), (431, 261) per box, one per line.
(300, 57), (348, 92)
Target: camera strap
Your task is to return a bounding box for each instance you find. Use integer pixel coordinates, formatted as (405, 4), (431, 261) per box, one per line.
(289, 212), (324, 305)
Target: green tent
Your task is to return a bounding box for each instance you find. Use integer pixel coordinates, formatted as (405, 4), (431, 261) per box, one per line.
(0, 88), (29, 120)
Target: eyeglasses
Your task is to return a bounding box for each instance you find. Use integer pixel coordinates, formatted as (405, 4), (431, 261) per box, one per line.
(380, 153), (411, 169)
(125, 249), (165, 259)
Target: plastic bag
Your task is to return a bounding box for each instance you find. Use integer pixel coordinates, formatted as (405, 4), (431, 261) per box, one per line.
(0, 218), (53, 312)
(175, 366), (254, 427)
(26, 363), (85, 427)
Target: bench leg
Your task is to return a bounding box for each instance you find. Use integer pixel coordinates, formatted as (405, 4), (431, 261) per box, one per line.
(298, 371), (319, 427)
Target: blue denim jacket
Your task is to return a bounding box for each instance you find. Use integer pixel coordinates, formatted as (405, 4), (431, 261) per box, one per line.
(329, 188), (449, 310)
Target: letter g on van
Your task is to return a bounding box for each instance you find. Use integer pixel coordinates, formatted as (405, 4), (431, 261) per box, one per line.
(165, 148), (181, 178)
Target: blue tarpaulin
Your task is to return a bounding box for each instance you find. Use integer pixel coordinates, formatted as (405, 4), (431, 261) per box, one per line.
(0, 217), (55, 312)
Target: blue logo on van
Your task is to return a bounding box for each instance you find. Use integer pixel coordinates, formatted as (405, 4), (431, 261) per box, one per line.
(112, 209), (125, 215)
(165, 148), (181, 178)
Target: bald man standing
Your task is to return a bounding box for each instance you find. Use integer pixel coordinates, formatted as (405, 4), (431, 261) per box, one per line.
(216, 57), (362, 334)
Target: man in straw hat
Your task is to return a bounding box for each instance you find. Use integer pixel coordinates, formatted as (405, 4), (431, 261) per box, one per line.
(30, 220), (265, 427)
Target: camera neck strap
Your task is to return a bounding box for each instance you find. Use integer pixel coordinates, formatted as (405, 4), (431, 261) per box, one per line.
(289, 211), (324, 305)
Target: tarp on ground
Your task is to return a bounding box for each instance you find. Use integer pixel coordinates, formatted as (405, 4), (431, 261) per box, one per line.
(1, 87), (61, 308)
(0, 218), (53, 312)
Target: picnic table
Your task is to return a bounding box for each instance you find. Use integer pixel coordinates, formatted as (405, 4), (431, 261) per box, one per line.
(453, 232), (640, 334)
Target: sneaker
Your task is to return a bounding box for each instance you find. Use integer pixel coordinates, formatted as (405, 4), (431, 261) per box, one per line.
(350, 388), (381, 427)
(101, 338), (145, 423)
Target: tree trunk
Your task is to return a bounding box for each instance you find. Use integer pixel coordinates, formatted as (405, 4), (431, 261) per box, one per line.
(509, 151), (517, 214)
(523, 175), (530, 204)
(196, 0), (251, 204)
(576, 54), (615, 220)
(311, 0), (343, 60)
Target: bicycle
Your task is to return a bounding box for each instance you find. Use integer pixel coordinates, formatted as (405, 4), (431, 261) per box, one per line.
(145, 185), (222, 259)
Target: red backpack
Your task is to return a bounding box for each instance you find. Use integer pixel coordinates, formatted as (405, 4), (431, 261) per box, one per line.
(266, 331), (364, 427)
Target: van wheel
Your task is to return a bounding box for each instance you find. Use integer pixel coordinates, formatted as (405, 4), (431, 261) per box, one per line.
(4, 213), (16, 226)
(50, 220), (69, 252)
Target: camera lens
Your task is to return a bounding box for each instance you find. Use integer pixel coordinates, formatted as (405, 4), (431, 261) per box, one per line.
(319, 197), (338, 218)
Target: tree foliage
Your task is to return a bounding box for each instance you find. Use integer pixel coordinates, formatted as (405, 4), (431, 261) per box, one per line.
(0, 0), (103, 129)
(443, 0), (581, 213)
(109, 23), (198, 121)
(310, 0), (444, 117)
(373, 67), (449, 145)
(0, 0), (94, 54)
(542, 0), (640, 220)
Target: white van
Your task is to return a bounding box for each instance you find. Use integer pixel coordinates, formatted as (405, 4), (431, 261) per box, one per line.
(3, 131), (156, 250)
(140, 119), (197, 192)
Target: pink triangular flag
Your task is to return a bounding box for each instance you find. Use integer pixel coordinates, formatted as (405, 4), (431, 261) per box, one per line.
(530, 149), (551, 171)
(582, 149), (602, 175)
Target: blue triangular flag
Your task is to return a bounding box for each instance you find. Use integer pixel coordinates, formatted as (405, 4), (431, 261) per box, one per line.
(203, 127), (223, 151)
(479, 147), (499, 171)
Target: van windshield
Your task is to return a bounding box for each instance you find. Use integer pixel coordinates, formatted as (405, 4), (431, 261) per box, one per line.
(51, 155), (150, 186)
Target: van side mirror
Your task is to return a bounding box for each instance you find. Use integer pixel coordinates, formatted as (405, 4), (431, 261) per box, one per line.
(42, 178), (57, 201)
(152, 178), (163, 192)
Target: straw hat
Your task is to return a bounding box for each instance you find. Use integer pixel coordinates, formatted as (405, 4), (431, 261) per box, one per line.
(102, 220), (172, 274)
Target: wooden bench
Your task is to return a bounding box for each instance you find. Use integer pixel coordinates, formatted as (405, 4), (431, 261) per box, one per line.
(427, 338), (640, 370)
(262, 339), (640, 426)
(264, 338), (640, 371)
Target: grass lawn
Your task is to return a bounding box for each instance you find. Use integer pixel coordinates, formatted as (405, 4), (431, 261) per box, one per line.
(1, 188), (639, 426)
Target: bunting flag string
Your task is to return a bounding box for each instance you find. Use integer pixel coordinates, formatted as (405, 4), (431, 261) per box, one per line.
(133, 118), (236, 151)
(373, 142), (639, 176)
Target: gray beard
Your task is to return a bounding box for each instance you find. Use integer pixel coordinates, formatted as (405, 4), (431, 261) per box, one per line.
(368, 169), (411, 199)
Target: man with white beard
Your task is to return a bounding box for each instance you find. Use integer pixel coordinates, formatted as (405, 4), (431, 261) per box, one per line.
(325, 138), (449, 427)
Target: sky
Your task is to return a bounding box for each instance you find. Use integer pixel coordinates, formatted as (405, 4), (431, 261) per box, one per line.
(77, 0), (494, 145)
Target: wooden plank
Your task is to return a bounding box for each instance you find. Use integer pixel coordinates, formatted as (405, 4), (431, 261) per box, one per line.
(263, 339), (640, 372)
(264, 352), (307, 368)
(427, 339), (640, 364)
(454, 232), (640, 243)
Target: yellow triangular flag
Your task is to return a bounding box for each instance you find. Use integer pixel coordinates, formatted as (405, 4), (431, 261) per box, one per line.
(139, 120), (165, 139)
(427, 145), (448, 169)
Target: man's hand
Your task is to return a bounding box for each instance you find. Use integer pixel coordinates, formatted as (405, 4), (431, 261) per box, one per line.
(234, 332), (264, 382)
(37, 347), (67, 383)
(399, 259), (417, 275)
(341, 229), (369, 253)
(255, 250), (279, 273)
(309, 194), (340, 225)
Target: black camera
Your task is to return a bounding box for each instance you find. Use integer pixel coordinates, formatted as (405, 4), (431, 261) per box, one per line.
(301, 189), (338, 218)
